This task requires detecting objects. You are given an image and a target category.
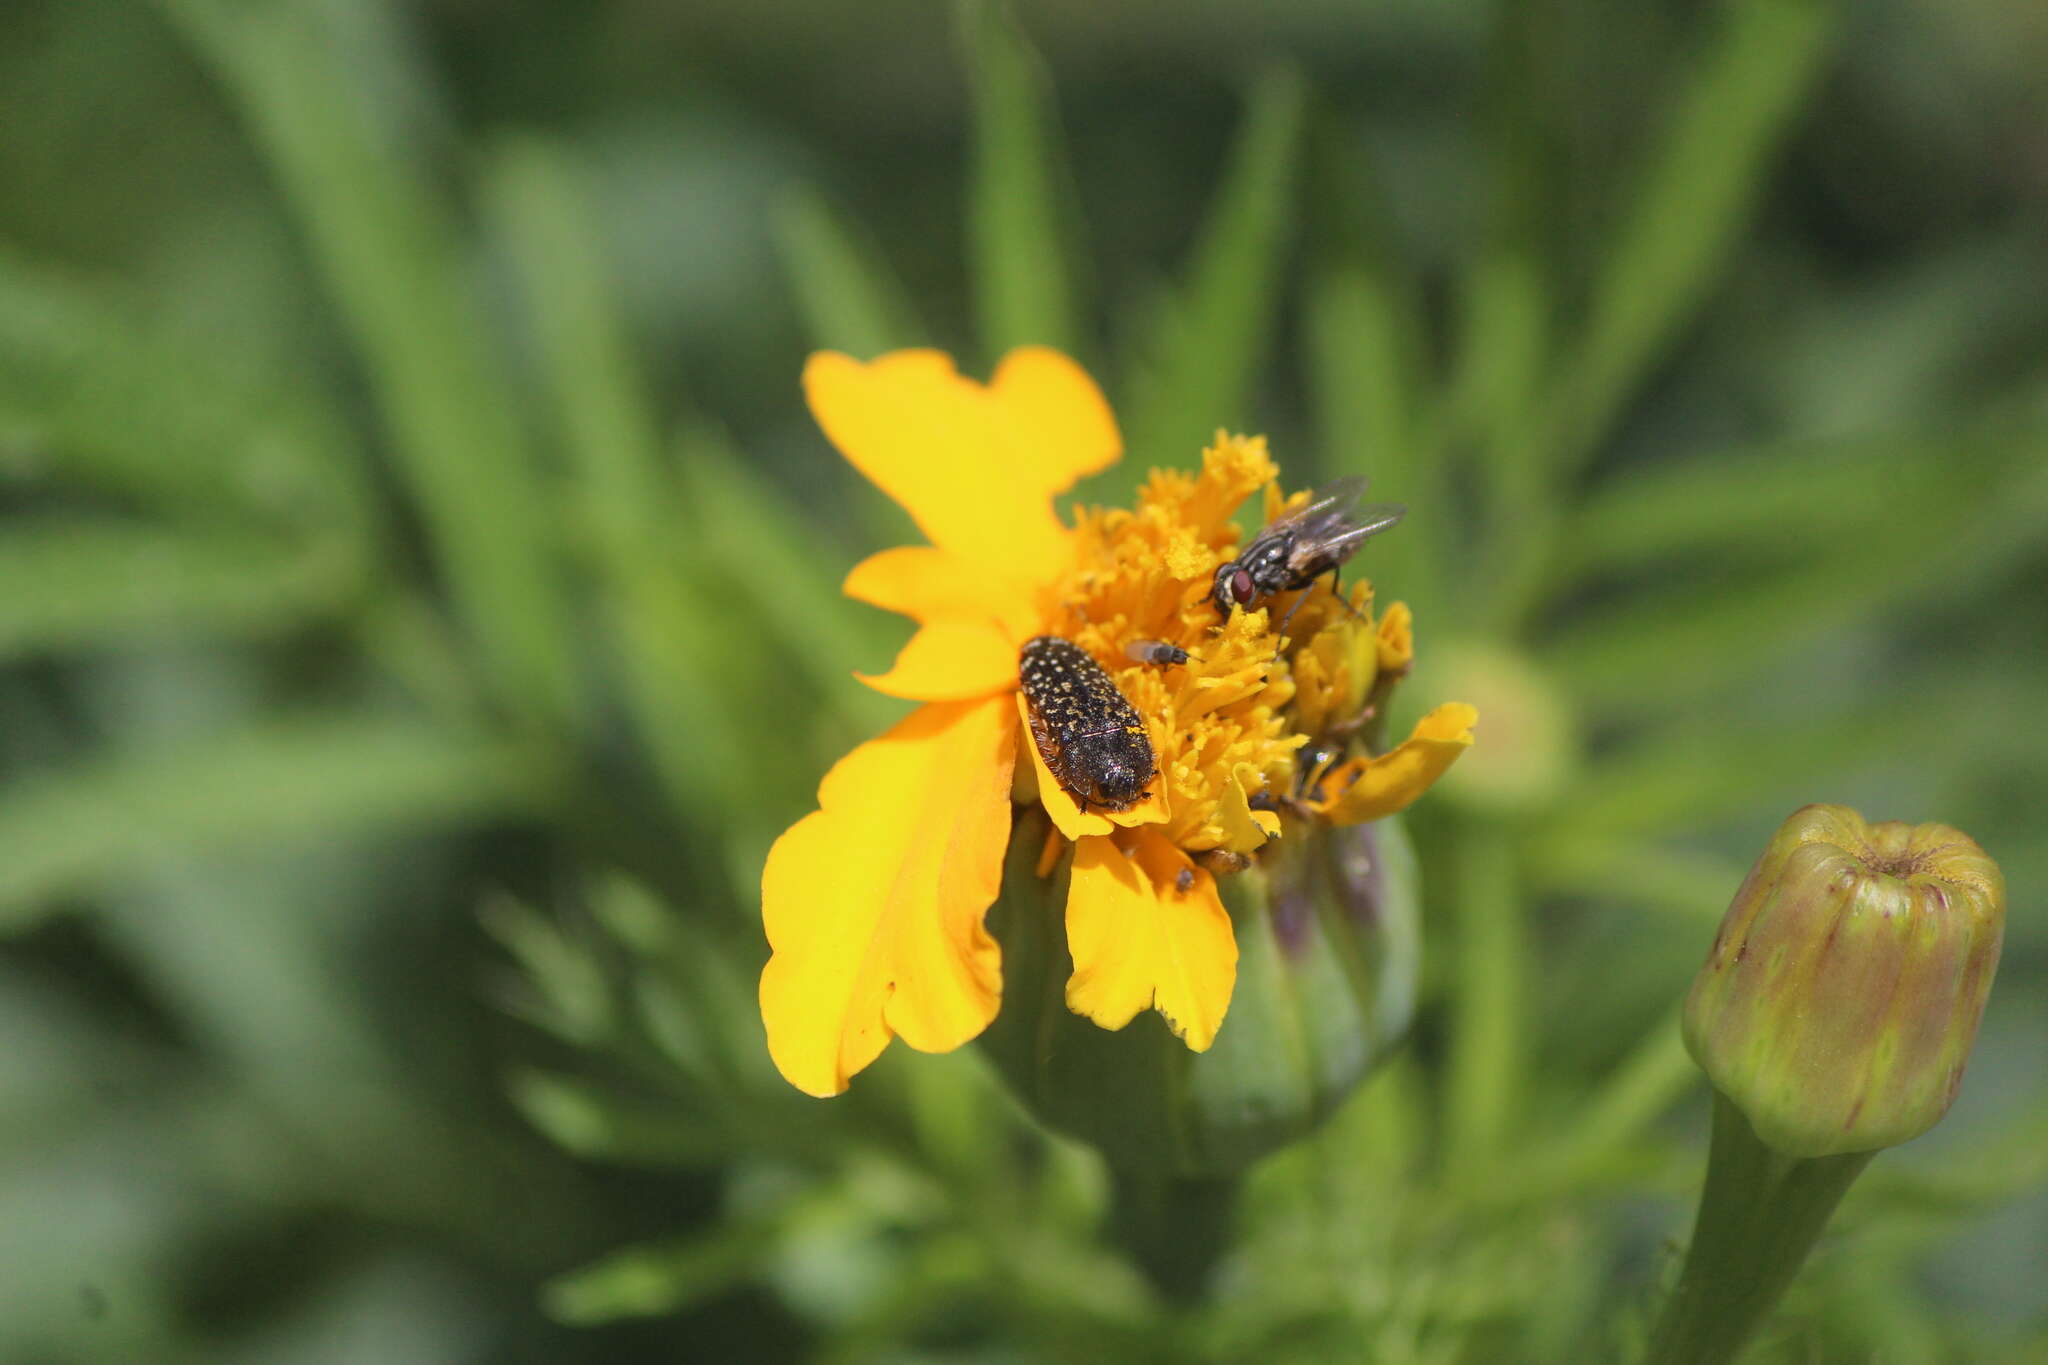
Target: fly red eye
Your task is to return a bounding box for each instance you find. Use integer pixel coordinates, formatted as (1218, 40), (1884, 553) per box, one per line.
(1229, 569), (1255, 605)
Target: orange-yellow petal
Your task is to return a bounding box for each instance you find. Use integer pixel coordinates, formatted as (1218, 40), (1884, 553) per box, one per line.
(803, 348), (1118, 586)
(857, 619), (1018, 701)
(843, 546), (1041, 642)
(989, 345), (1122, 491)
(759, 695), (1016, 1097)
(1311, 701), (1477, 826)
(1064, 830), (1237, 1051)
(1103, 781), (1172, 830)
(1014, 692), (1172, 839)
(1034, 821), (1065, 878)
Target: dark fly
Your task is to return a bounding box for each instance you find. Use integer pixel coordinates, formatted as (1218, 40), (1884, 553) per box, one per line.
(1019, 635), (1156, 813)
(1211, 476), (1405, 631)
(1124, 638), (1193, 668)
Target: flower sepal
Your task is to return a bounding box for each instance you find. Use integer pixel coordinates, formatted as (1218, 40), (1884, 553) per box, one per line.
(979, 806), (1421, 1177)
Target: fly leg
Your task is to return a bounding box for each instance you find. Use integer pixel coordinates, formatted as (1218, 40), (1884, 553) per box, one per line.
(1326, 568), (1367, 619)
(1274, 569), (1366, 643)
(1273, 590), (1310, 644)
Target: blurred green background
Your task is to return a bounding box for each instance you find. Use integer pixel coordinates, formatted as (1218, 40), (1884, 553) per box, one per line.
(2, 0), (2044, 1360)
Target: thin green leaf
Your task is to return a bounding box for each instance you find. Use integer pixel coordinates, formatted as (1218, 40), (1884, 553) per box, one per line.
(612, 563), (760, 822)
(682, 427), (903, 736)
(0, 517), (362, 661)
(484, 137), (671, 556)
(1303, 120), (1441, 615)
(1543, 441), (2009, 709)
(1442, 0), (1554, 484)
(543, 1222), (780, 1325)
(1481, 1006), (1697, 1207)
(1353, 1053), (1430, 1186)
(958, 0), (1078, 359)
(0, 247), (369, 532)
(1542, 675), (2022, 861)
(506, 1069), (728, 1169)
(1549, 553), (1887, 711)
(1551, 435), (1953, 585)
(1122, 66), (1305, 469)
(1529, 841), (1751, 924)
(1860, 1101), (2048, 1214)
(1420, 2), (1565, 634)
(1448, 252), (1553, 631)
(1548, 0), (1835, 473)
(482, 138), (738, 821)
(1447, 9), (1554, 625)
(0, 713), (542, 930)
(772, 186), (929, 358)
(1305, 272), (1416, 482)
(356, 591), (494, 727)
(479, 894), (616, 1048)
(1446, 823), (1527, 1177)
(160, 0), (577, 728)
(592, 877), (779, 1093)
(1306, 268), (1438, 608)
(1745, 232), (2048, 437)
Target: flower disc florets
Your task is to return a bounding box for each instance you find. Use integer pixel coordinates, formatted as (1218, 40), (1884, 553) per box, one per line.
(1041, 433), (1410, 862)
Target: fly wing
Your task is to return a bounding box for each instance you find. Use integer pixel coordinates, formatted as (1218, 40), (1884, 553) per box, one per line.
(1333, 501), (1405, 541)
(1283, 501), (1406, 574)
(1267, 475), (1371, 533)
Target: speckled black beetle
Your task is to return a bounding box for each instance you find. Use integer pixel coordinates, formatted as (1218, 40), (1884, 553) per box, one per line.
(1019, 636), (1156, 812)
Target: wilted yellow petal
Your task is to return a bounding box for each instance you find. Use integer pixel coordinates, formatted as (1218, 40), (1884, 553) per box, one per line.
(1215, 762), (1278, 853)
(760, 695), (1016, 1097)
(856, 619), (1018, 701)
(804, 349), (1117, 587)
(1064, 830), (1237, 1050)
(1311, 702), (1477, 825)
(1377, 602), (1414, 673)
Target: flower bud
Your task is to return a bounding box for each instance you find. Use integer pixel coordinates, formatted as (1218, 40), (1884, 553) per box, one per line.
(980, 807), (1420, 1176)
(1683, 804), (2004, 1158)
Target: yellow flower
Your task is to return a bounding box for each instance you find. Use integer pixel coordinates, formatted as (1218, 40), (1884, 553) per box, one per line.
(760, 347), (1476, 1097)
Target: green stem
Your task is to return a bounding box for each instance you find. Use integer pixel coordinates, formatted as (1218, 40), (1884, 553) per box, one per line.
(1645, 1091), (1875, 1365)
(1446, 821), (1524, 1174)
(1107, 1169), (1240, 1304)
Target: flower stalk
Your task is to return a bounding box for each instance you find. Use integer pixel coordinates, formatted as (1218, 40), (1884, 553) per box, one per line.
(1108, 1171), (1241, 1305)
(1644, 1092), (1874, 1365)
